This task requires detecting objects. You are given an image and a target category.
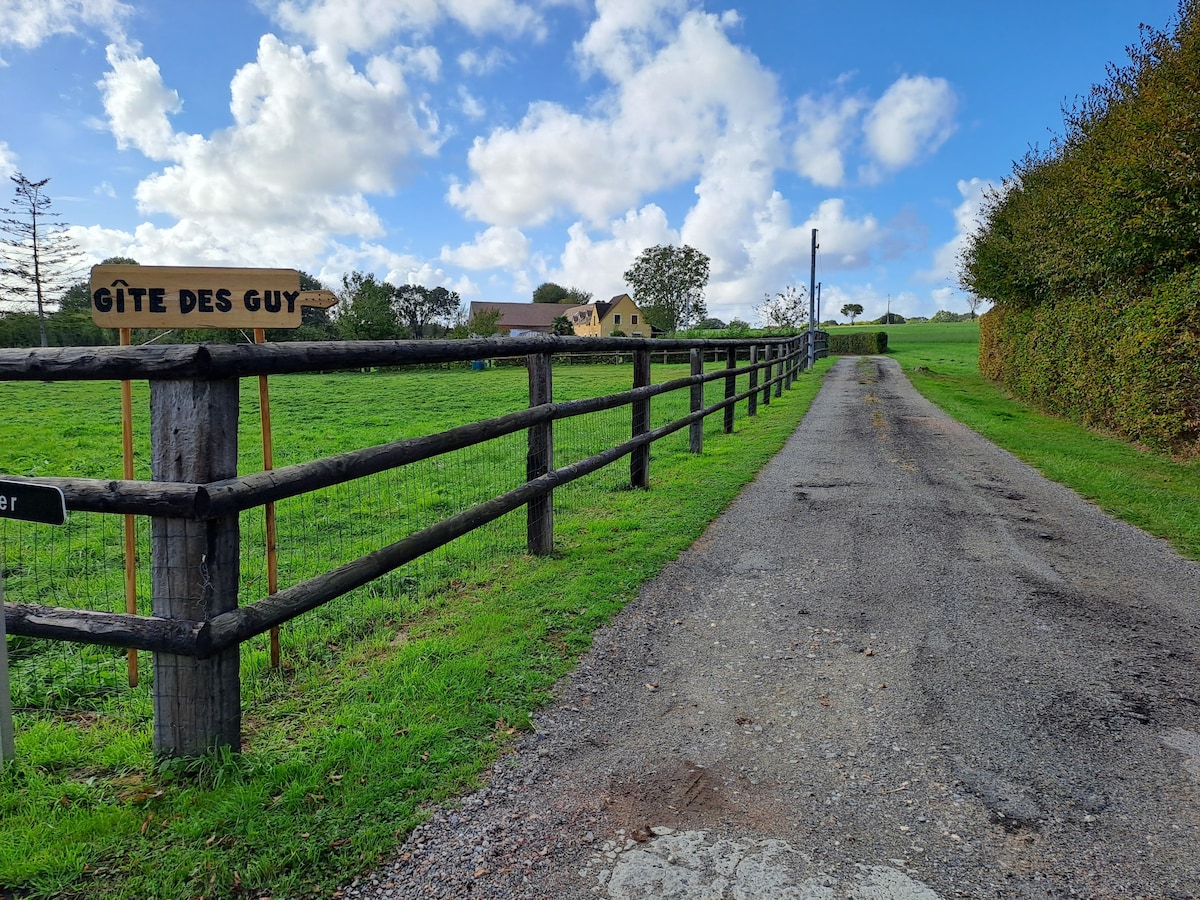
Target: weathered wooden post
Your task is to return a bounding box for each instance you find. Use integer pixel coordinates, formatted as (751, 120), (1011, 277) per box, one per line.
(723, 347), (737, 434)
(151, 378), (241, 757)
(689, 348), (704, 454)
(526, 353), (554, 555)
(748, 345), (759, 417)
(774, 343), (784, 399)
(761, 345), (773, 407)
(631, 349), (651, 488)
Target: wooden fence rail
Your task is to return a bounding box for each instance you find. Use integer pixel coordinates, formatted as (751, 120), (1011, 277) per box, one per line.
(3, 332), (826, 756)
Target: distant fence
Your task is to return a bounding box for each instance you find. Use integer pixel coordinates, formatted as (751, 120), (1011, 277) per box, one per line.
(1, 332), (827, 756)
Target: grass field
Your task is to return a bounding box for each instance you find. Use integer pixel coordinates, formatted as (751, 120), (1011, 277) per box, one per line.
(4, 324), (1200, 898)
(0, 355), (834, 899)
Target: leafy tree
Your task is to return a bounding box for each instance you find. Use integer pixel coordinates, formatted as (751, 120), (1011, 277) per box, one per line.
(929, 309), (967, 323)
(551, 315), (575, 336)
(840, 303), (864, 324)
(334, 272), (398, 340)
(1, 174), (84, 347)
(466, 307), (502, 337)
(532, 281), (569, 303)
(393, 283), (460, 338)
(623, 244), (710, 334)
(563, 286), (592, 304)
(875, 312), (906, 324)
(698, 316), (727, 330)
(756, 284), (807, 329)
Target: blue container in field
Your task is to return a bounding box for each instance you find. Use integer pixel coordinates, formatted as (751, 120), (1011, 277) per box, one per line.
(471, 360), (486, 370)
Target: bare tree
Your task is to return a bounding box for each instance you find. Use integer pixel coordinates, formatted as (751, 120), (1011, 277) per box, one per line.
(757, 284), (807, 329)
(1, 174), (84, 347)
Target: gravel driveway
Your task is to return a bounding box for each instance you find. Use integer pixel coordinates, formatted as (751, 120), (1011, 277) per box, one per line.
(343, 355), (1200, 899)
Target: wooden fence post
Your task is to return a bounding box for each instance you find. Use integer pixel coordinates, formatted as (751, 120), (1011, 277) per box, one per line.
(774, 343), (784, 398)
(761, 345), (773, 407)
(631, 349), (650, 488)
(689, 348), (704, 454)
(526, 353), (554, 555)
(748, 345), (759, 417)
(723, 347), (736, 434)
(151, 378), (241, 757)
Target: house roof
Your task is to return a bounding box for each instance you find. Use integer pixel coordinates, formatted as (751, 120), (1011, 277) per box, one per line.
(468, 301), (576, 330)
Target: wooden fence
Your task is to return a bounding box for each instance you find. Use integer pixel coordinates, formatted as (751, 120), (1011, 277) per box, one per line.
(1, 331), (827, 756)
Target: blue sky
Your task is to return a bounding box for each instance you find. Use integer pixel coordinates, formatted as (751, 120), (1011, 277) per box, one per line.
(0, 0), (1183, 325)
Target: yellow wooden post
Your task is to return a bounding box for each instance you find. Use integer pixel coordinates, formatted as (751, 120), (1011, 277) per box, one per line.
(254, 328), (281, 667)
(120, 327), (138, 687)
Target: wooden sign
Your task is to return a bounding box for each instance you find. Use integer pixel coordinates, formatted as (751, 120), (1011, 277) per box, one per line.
(90, 265), (337, 329)
(0, 479), (67, 526)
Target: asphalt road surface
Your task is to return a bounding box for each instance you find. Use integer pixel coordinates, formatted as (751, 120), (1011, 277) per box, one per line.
(345, 356), (1200, 900)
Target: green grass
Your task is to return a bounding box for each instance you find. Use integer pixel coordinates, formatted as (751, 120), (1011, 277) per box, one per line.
(0, 357), (834, 899)
(831, 321), (1200, 560)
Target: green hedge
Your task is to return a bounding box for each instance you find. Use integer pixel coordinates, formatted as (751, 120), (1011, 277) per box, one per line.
(829, 331), (888, 355)
(979, 270), (1200, 452)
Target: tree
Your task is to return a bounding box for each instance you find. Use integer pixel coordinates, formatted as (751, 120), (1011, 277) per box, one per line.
(393, 283), (460, 338)
(840, 303), (864, 324)
(698, 316), (727, 330)
(757, 284), (807, 329)
(334, 272), (398, 340)
(965, 295), (984, 320)
(551, 315), (575, 336)
(623, 244), (710, 334)
(1, 174), (84, 347)
(532, 282), (569, 303)
(466, 307), (502, 337)
(563, 286), (592, 305)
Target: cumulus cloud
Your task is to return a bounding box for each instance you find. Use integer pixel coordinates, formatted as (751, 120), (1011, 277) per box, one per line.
(863, 75), (956, 173)
(449, 9), (778, 228)
(792, 94), (865, 188)
(90, 35), (443, 266)
(441, 226), (531, 269)
(274, 0), (545, 53)
(0, 0), (132, 52)
(457, 47), (511, 76)
(923, 177), (992, 284)
(98, 44), (183, 160)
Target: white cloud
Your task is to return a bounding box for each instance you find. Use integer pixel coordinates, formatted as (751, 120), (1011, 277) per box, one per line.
(574, 0), (690, 80)
(792, 94), (865, 188)
(90, 35), (443, 266)
(273, 0), (545, 54)
(0, 0), (132, 51)
(449, 10), (778, 228)
(923, 176), (992, 284)
(458, 86), (486, 120)
(863, 75), (956, 172)
(457, 47), (510, 76)
(98, 44), (183, 160)
(548, 204), (676, 301)
(441, 226), (531, 269)
(0, 141), (17, 178)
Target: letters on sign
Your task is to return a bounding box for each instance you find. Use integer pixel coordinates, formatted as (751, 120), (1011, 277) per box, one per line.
(89, 265), (337, 329)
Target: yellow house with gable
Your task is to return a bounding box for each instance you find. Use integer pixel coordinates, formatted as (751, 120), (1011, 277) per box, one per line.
(566, 294), (649, 337)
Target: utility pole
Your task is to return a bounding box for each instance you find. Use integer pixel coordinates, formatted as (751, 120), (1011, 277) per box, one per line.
(816, 282), (822, 326)
(807, 228), (818, 369)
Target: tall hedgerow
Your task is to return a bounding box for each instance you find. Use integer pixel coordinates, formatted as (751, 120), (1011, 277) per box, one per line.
(962, 1), (1200, 453)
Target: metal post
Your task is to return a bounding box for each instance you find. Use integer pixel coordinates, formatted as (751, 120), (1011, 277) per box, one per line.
(808, 228), (818, 369)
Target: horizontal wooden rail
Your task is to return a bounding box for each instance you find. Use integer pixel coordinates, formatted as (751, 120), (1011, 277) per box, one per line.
(0, 334), (807, 382)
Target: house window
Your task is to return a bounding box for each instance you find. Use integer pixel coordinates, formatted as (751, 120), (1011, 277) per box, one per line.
(631, 314), (639, 325)
(613, 314), (621, 325)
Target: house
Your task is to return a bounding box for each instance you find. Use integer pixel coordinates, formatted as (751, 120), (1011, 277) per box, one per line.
(565, 294), (648, 337)
(469, 294), (650, 337)
(467, 301), (576, 335)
